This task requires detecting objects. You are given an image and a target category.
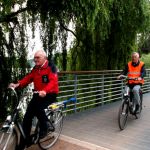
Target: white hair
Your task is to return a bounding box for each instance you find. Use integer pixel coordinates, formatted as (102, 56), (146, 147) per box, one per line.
(132, 52), (139, 58)
(35, 50), (47, 58)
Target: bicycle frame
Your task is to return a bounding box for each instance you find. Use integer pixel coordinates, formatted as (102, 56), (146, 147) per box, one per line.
(118, 77), (143, 130)
(124, 85), (142, 114)
(0, 87), (77, 149)
(0, 88), (24, 150)
(123, 89), (133, 114)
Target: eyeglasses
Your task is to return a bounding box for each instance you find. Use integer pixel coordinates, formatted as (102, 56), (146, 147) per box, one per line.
(34, 56), (41, 59)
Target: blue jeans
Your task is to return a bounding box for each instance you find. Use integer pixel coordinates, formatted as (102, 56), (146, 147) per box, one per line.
(132, 85), (141, 106)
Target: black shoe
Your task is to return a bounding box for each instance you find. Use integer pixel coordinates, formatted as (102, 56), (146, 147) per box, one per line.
(39, 122), (54, 139)
(135, 104), (140, 113)
(39, 130), (48, 139)
(47, 122), (55, 132)
(15, 143), (26, 150)
(15, 136), (26, 150)
(26, 136), (34, 148)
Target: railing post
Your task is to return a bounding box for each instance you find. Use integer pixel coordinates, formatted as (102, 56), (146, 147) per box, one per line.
(102, 73), (104, 105)
(148, 70), (150, 92)
(74, 74), (77, 112)
(121, 80), (124, 100)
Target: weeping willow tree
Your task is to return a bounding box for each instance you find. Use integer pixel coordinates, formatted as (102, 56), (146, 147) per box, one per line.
(0, 0), (93, 120)
(1, 0), (150, 77)
(69, 0), (150, 70)
(138, 0), (150, 53)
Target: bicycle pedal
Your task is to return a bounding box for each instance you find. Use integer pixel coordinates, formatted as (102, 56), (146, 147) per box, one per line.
(121, 112), (126, 115)
(2, 124), (10, 129)
(1, 126), (10, 132)
(48, 127), (55, 132)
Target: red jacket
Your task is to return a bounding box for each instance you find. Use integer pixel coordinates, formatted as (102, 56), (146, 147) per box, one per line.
(18, 60), (59, 94)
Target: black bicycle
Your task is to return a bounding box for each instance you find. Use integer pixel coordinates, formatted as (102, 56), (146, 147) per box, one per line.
(118, 75), (143, 130)
(0, 87), (76, 150)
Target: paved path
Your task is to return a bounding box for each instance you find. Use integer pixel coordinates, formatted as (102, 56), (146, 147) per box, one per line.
(61, 93), (150, 150)
(27, 135), (108, 150)
(27, 139), (91, 150)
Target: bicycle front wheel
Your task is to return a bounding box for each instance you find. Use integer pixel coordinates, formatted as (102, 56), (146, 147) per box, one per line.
(118, 100), (129, 130)
(38, 110), (63, 149)
(0, 127), (18, 150)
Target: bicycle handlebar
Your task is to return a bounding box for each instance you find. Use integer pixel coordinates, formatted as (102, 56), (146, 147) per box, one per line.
(7, 88), (77, 111)
(7, 87), (18, 102)
(8, 86), (15, 91)
(119, 75), (138, 80)
(33, 91), (39, 93)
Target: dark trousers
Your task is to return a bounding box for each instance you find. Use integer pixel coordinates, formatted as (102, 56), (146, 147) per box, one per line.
(16, 93), (57, 150)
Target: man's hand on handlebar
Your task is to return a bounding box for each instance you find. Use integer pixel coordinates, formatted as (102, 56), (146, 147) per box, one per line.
(137, 77), (142, 81)
(8, 83), (20, 89)
(117, 75), (125, 80)
(34, 90), (46, 97)
(39, 91), (46, 97)
(117, 75), (142, 81)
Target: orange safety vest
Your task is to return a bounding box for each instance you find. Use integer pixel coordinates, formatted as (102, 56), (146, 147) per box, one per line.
(127, 61), (144, 84)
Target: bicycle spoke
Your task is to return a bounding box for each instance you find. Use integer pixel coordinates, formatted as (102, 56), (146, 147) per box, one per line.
(0, 128), (17, 150)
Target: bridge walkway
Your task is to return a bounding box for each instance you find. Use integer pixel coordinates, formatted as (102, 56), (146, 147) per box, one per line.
(61, 93), (150, 150)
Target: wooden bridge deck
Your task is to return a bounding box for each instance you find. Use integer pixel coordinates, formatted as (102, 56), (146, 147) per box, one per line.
(61, 93), (150, 150)
(2, 94), (150, 150)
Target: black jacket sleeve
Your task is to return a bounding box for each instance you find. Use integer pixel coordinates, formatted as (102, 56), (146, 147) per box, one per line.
(120, 64), (128, 76)
(141, 64), (146, 78)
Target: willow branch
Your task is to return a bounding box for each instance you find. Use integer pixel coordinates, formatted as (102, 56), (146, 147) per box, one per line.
(59, 21), (77, 38)
(0, 7), (28, 23)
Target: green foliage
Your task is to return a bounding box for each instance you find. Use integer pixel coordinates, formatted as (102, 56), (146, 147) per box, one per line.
(69, 0), (150, 70)
(1, 0), (150, 72)
(141, 53), (150, 68)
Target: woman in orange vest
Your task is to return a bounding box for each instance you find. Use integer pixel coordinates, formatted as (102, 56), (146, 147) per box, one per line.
(117, 52), (146, 112)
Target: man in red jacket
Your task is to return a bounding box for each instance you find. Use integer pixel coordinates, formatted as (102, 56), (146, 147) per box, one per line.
(9, 50), (59, 149)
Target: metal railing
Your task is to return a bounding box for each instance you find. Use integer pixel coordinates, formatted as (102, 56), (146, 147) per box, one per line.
(57, 70), (150, 113)
(19, 69), (150, 114)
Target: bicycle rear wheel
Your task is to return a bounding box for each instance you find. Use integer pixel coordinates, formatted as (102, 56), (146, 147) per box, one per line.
(0, 127), (18, 150)
(118, 100), (129, 130)
(38, 110), (63, 149)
